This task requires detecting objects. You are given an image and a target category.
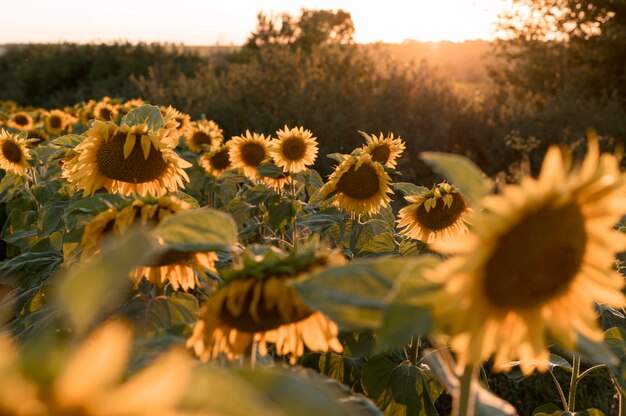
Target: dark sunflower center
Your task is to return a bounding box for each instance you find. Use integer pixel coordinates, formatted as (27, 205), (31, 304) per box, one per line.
(219, 280), (314, 332)
(192, 132), (213, 146)
(142, 249), (193, 267)
(99, 107), (113, 121)
(14, 114), (29, 126)
(2, 140), (23, 164)
(483, 202), (587, 310)
(336, 164), (380, 200)
(96, 133), (168, 183)
(414, 193), (466, 231)
(240, 142), (266, 167)
(210, 149), (231, 170)
(49, 116), (62, 129)
(282, 137), (307, 161)
(370, 144), (391, 164)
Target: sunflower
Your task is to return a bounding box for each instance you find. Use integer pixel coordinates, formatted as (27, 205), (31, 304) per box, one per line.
(62, 120), (191, 197)
(428, 138), (626, 374)
(263, 171), (293, 192)
(319, 153), (392, 215)
(6, 111), (34, 131)
(186, 120), (223, 153)
(81, 196), (218, 291)
(359, 131), (406, 168)
(0, 321), (195, 415)
(397, 182), (473, 244)
(44, 109), (72, 135)
(26, 128), (49, 146)
(78, 99), (97, 126)
(121, 98), (145, 115)
(160, 106), (191, 141)
(269, 125), (318, 174)
(0, 129), (31, 176)
(187, 245), (344, 363)
(199, 143), (232, 178)
(93, 100), (119, 122)
(228, 131), (271, 180)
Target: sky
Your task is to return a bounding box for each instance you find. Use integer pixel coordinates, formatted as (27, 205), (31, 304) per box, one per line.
(2, 0), (510, 45)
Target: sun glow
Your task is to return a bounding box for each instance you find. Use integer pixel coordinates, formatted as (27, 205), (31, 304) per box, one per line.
(1, 0), (508, 45)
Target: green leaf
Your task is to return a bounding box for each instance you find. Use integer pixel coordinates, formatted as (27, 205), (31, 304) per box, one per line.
(548, 354), (572, 372)
(56, 230), (152, 334)
(361, 355), (396, 409)
(267, 198), (293, 230)
(120, 292), (198, 336)
(294, 256), (421, 330)
(375, 256), (440, 352)
(298, 208), (344, 233)
(420, 151), (493, 206)
(51, 134), (84, 148)
(359, 233), (396, 256)
(38, 200), (67, 237)
(577, 333), (619, 366)
(258, 163), (285, 179)
(574, 410), (605, 416)
(532, 403), (562, 416)
(364, 361), (442, 416)
(154, 207), (238, 252)
(392, 183), (428, 196)
(120, 104), (165, 131)
(327, 153), (349, 164)
(236, 366), (382, 416)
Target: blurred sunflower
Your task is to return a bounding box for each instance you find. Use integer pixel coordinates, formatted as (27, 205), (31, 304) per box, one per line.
(44, 109), (72, 135)
(263, 171), (293, 192)
(78, 99), (97, 126)
(397, 182), (473, 244)
(228, 131), (271, 180)
(186, 120), (223, 153)
(0, 321), (195, 415)
(120, 98), (145, 115)
(269, 125), (318, 174)
(81, 196), (217, 291)
(160, 106), (191, 140)
(93, 100), (119, 122)
(62, 120), (191, 197)
(199, 143), (232, 178)
(6, 111), (34, 131)
(319, 153), (392, 215)
(26, 129), (49, 146)
(187, 245), (344, 363)
(360, 131), (405, 168)
(428, 137), (626, 374)
(0, 129), (31, 176)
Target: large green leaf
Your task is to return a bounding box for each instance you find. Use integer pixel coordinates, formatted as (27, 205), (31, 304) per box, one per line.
(392, 183), (428, 197)
(120, 292), (199, 336)
(294, 256), (422, 330)
(420, 152), (493, 206)
(56, 231), (152, 334)
(51, 134), (84, 148)
(362, 358), (442, 416)
(154, 207), (238, 252)
(120, 104), (165, 130)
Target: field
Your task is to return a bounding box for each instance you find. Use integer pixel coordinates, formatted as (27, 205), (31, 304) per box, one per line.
(0, 95), (624, 416)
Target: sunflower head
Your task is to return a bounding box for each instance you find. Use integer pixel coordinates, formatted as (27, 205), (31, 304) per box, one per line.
(228, 131), (271, 180)
(44, 109), (73, 135)
(62, 109), (192, 197)
(187, 244), (344, 362)
(319, 153), (393, 215)
(397, 182), (473, 244)
(360, 131), (406, 168)
(81, 196), (216, 291)
(199, 143), (232, 178)
(26, 128), (49, 146)
(0, 129), (32, 176)
(7, 111), (34, 131)
(428, 138), (626, 374)
(93, 101), (119, 123)
(269, 125), (318, 174)
(186, 120), (223, 153)
(120, 98), (145, 115)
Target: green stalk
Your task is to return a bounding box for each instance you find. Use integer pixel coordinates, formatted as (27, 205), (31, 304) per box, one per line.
(568, 353), (581, 412)
(455, 364), (476, 416)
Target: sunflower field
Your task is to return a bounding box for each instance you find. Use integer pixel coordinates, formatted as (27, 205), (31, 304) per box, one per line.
(0, 98), (625, 416)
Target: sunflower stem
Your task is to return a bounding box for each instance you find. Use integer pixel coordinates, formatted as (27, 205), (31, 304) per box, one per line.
(568, 353), (581, 412)
(290, 178), (297, 249)
(548, 369), (569, 412)
(408, 335), (421, 366)
(455, 364), (476, 416)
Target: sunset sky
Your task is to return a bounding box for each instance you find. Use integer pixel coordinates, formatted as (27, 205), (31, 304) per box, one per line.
(2, 0), (509, 45)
